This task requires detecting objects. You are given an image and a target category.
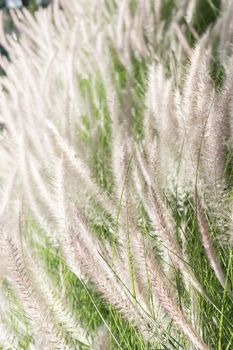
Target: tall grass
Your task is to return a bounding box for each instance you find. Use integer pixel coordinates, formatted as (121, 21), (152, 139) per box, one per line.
(0, 0), (232, 349)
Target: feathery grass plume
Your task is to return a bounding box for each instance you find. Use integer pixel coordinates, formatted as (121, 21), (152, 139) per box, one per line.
(144, 63), (180, 188)
(226, 199), (233, 244)
(52, 157), (89, 282)
(0, 167), (17, 218)
(0, 226), (75, 349)
(219, 1), (233, 66)
(143, 32), (231, 206)
(176, 35), (214, 193)
(195, 194), (233, 297)
(67, 208), (153, 335)
(173, 22), (193, 56)
(182, 34), (211, 119)
(92, 325), (110, 350)
(202, 66), (233, 192)
(136, 147), (204, 294)
(25, 248), (91, 346)
(146, 251), (209, 350)
(0, 316), (19, 349)
(0, 272), (35, 349)
(71, 232), (166, 345)
(46, 120), (115, 215)
(109, 146), (159, 320)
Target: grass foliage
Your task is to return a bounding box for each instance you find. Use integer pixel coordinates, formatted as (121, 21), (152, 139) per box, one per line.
(0, 0), (232, 349)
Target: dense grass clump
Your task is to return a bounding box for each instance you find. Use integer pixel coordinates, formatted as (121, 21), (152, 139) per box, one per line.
(0, 1), (232, 349)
